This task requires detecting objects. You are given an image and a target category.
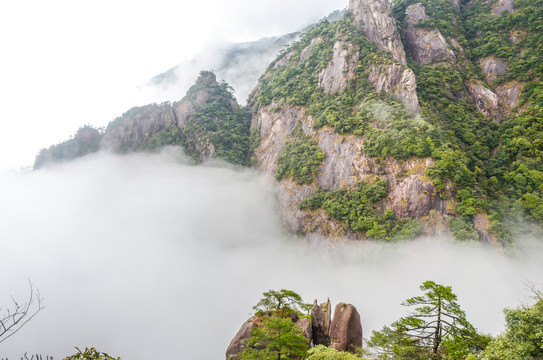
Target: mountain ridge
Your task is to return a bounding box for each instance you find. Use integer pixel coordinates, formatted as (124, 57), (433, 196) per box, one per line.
(34, 0), (543, 244)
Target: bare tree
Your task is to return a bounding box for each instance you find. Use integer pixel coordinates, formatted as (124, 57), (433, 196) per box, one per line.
(0, 280), (44, 344)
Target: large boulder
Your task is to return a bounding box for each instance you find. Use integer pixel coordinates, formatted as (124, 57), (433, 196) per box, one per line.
(318, 41), (359, 93)
(329, 303), (363, 353)
(225, 318), (257, 360)
(295, 317), (313, 342)
(367, 63), (420, 113)
(311, 299), (332, 346)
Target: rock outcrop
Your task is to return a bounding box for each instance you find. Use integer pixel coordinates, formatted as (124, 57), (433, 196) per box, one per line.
(367, 64), (420, 112)
(349, 0), (407, 65)
(491, 0), (514, 15)
(479, 56), (509, 83)
(329, 303), (363, 353)
(295, 317), (313, 342)
(466, 81), (500, 121)
(496, 81), (524, 113)
(101, 103), (177, 151)
(319, 41), (359, 92)
(311, 300), (332, 346)
(405, 3), (457, 65)
(226, 318), (257, 360)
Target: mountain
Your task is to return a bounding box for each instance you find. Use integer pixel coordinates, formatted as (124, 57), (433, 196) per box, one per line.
(34, 0), (543, 245)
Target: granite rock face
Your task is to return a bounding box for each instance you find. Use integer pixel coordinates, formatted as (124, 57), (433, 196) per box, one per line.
(405, 3), (457, 65)
(466, 81), (501, 121)
(101, 103), (177, 151)
(225, 318), (257, 360)
(479, 56), (509, 83)
(318, 41), (359, 92)
(329, 303), (363, 353)
(491, 0), (514, 15)
(349, 0), (407, 65)
(496, 81), (524, 113)
(367, 63), (420, 112)
(311, 300), (332, 346)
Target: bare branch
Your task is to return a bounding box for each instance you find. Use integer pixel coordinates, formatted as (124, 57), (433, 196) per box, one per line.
(0, 280), (44, 344)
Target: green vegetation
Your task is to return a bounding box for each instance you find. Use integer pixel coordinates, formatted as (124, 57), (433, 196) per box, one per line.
(240, 317), (310, 360)
(368, 281), (491, 360)
(63, 348), (120, 360)
(239, 290), (311, 360)
(141, 125), (183, 152)
(300, 179), (422, 240)
(306, 345), (362, 360)
(482, 290), (543, 359)
(34, 125), (102, 169)
(276, 134), (325, 185)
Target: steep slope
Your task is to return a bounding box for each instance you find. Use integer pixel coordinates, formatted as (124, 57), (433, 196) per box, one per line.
(248, 0), (543, 243)
(35, 71), (251, 167)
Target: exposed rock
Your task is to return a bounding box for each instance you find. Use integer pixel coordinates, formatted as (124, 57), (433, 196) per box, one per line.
(496, 81), (524, 113)
(173, 100), (195, 130)
(101, 103), (176, 150)
(490, 0), (514, 15)
(349, 0), (407, 65)
(329, 303), (363, 353)
(300, 37), (322, 63)
(479, 56), (509, 83)
(316, 129), (369, 190)
(318, 41), (359, 93)
(450, 0), (460, 10)
(273, 50), (296, 70)
(473, 213), (499, 245)
(405, 3), (457, 65)
(466, 81), (500, 121)
(450, 38), (465, 56)
(225, 318), (257, 360)
(276, 179), (317, 234)
(311, 300), (332, 346)
(367, 64), (420, 112)
(295, 317), (312, 342)
(251, 103), (303, 173)
(381, 158), (439, 219)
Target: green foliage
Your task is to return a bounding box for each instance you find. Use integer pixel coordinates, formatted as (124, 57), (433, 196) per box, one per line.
(141, 125), (183, 151)
(181, 74), (252, 166)
(34, 125), (102, 169)
(368, 281), (486, 360)
(252, 289), (311, 315)
(276, 134), (325, 185)
(300, 179), (422, 240)
(240, 317), (309, 360)
(482, 295), (543, 360)
(63, 347), (120, 360)
(306, 345), (363, 360)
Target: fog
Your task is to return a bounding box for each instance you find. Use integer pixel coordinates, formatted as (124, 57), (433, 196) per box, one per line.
(1, 149), (542, 359)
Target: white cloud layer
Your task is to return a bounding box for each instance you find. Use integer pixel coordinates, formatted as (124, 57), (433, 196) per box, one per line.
(0, 150), (542, 359)
(0, 0), (347, 170)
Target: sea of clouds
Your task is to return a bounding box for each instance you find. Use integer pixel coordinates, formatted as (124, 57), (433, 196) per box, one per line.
(1, 148), (542, 359)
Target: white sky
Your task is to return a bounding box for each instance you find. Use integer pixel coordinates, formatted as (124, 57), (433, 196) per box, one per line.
(0, 0), (347, 170)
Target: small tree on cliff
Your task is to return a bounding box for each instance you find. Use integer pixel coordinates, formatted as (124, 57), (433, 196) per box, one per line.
(253, 289), (311, 315)
(368, 281), (487, 360)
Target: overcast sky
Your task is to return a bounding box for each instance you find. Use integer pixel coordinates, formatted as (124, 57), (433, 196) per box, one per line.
(0, 0), (347, 170)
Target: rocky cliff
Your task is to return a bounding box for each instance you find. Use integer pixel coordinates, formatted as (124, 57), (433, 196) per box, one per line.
(35, 0), (543, 244)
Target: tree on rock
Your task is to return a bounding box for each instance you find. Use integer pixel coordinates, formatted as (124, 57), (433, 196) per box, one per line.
(240, 317), (309, 360)
(368, 281), (487, 360)
(253, 289), (311, 315)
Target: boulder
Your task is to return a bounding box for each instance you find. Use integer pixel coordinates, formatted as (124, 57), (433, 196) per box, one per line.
(329, 303), (363, 353)
(295, 317), (313, 342)
(496, 81), (524, 113)
(311, 299), (332, 346)
(490, 0), (514, 15)
(225, 318), (257, 360)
